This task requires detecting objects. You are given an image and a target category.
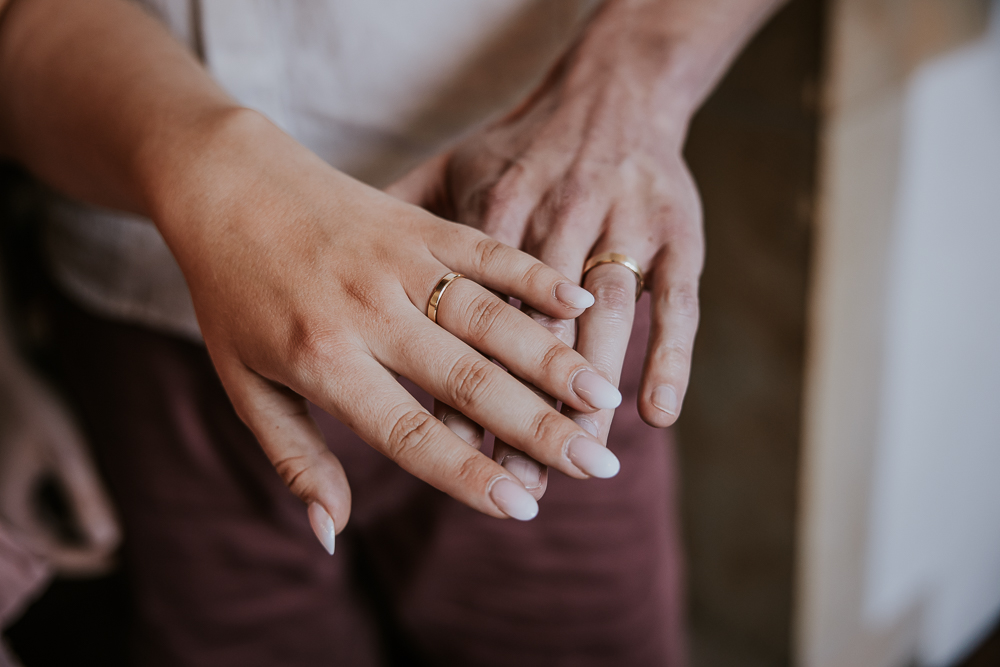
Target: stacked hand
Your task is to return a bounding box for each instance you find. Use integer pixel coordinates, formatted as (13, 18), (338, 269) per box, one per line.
(389, 24), (705, 493)
(0, 0), (782, 556)
(154, 110), (626, 552)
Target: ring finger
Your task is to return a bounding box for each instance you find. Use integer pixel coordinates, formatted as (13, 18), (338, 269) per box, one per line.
(569, 237), (650, 442)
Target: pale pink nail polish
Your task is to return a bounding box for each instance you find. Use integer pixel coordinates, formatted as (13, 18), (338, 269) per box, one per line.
(651, 385), (679, 416)
(501, 454), (543, 490)
(490, 478), (539, 520)
(555, 282), (595, 309)
(572, 370), (622, 409)
(308, 502), (336, 555)
(567, 436), (620, 479)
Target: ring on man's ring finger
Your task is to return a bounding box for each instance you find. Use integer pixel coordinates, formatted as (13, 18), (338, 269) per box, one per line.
(427, 272), (465, 324)
(581, 252), (644, 301)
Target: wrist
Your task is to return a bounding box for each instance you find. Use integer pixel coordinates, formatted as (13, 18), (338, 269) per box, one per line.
(566, 0), (782, 138)
(576, 9), (703, 121)
(137, 104), (359, 278)
(134, 103), (260, 231)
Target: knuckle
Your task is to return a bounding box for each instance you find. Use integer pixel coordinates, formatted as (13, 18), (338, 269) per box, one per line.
(473, 236), (508, 272)
(272, 454), (314, 498)
(288, 326), (349, 376)
(465, 294), (507, 345)
(521, 260), (548, 289)
(453, 452), (487, 489)
(562, 167), (599, 203)
(537, 341), (570, 377)
(385, 409), (438, 463)
(590, 274), (634, 312)
(447, 354), (496, 410)
(340, 278), (381, 314)
(665, 282), (700, 320)
(479, 169), (524, 218)
(529, 409), (568, 450)
(661, 338), (692, 375)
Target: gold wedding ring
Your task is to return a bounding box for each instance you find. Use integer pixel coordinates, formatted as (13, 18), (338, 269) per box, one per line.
(427, 272), (465, 324)
(581, 252), (644, 301)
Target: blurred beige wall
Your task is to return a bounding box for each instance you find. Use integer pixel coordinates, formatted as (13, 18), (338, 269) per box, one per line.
(796, 1), (996, 667)
(680, 2), (824, 664)
(680, 1), (994, 666)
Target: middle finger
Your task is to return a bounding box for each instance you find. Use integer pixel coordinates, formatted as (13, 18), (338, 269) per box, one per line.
(434, 277), (620, 413)
(376, 303), (620, 480)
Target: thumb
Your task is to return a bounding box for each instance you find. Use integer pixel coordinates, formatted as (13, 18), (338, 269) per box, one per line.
(217, 360), (351, 556)
(385, 151), (452, 216)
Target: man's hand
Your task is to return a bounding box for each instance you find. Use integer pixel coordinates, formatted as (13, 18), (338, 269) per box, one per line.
(0, 366), (121, 575)
(389, 0), (782, 488)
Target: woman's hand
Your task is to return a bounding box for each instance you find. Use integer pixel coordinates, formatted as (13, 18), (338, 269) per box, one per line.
(0, 366), (121, 575)
(151, 109), (623, 552)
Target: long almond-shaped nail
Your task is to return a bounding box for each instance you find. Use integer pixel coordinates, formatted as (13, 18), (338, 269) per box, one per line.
(555, 282), (595, 309)
(572, 370), (622, 409)
(308, 502), (336, 555)
(501, 453), (543, 490)
(567, 436), (620, 478)
(490, 478), (539, 520)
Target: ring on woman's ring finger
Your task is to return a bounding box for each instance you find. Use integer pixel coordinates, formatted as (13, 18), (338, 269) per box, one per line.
(427, 272), (465, 324)
(581, 252), (644, 300)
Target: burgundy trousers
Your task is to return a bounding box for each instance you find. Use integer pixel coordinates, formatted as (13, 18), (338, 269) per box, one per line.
(52, 295), (685, 666)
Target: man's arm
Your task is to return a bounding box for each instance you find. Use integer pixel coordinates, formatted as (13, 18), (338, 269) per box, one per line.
(390, 0), (786, 489)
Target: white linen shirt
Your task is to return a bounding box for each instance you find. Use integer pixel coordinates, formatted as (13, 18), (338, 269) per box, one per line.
(44, 0), (597, 340)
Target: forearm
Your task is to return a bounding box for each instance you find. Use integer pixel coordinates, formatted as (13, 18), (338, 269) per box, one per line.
(567, 0), (786, 131)
(0, 0), (239, 218)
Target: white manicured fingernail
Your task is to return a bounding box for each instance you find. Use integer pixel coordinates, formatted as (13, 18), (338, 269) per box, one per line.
(308, 502), (336, 555)
(652, 385), (679, 416)
(443, 414), (482, 448)
(567, 436), (620, 479)
(556, 283), (595, 309)
(490, 478), (539, 520)
(572, 370), (622, 409)
(501, 454), (543, 490)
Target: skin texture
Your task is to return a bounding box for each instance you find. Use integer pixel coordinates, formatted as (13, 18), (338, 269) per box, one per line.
(389, 0), (785, 493)
(0, 0), (623, 539)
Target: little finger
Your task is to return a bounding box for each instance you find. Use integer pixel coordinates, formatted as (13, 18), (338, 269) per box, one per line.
(212, 354), (351, 555)
(638, 235), (703, 427)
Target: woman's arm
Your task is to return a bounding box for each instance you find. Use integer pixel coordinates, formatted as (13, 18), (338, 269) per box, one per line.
(0, 0), (623, 551)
